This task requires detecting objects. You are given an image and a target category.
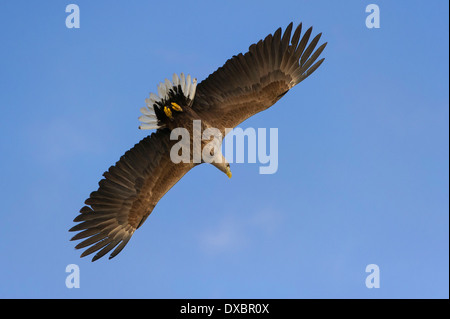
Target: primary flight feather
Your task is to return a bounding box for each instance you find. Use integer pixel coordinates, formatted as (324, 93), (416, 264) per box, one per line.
(70, 22), (327, 261)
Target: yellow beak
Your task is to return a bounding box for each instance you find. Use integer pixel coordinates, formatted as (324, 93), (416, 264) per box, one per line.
(226, 167), (232, 179)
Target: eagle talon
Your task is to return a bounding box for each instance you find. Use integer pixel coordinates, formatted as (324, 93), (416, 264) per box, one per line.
(171, 102), (183, 112)
(164, 106), (173, 119)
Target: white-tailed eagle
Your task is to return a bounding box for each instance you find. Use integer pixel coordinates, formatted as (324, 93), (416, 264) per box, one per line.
(70, 22), (327, 261)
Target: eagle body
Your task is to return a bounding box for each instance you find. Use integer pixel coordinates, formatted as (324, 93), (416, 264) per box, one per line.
(70, 22), (327, 261)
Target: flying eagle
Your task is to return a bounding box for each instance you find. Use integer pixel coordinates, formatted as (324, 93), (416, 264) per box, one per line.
(70, 22), (327, 261)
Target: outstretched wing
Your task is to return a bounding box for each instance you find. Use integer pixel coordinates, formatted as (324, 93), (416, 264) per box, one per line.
(192, 22), (327, 133)
(69, 130), (194, 261)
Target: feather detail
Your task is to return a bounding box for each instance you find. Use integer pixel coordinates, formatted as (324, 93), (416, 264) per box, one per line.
(139, 123), (160, 130)
(138, 115), (157, 123)
(140, 107), (153, 116)
(185, 74), (192, 98)
(165, 78), (172, 91)
(149, 93), (158, 103)
(172, 73), (180, 87)
(157, 83), (166, 99)
(138, 73), (197, 130)
(180, 73), (186, 93)
(189, 78), (197, 100)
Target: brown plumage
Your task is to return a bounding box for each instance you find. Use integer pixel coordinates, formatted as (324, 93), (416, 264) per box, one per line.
(70, 22), (327, 261)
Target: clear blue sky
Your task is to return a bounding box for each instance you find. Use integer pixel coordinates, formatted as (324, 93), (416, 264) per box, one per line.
(0, 0), (448, 298)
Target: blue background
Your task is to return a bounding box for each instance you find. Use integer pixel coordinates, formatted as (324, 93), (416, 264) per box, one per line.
(0, 0), (448, 298)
